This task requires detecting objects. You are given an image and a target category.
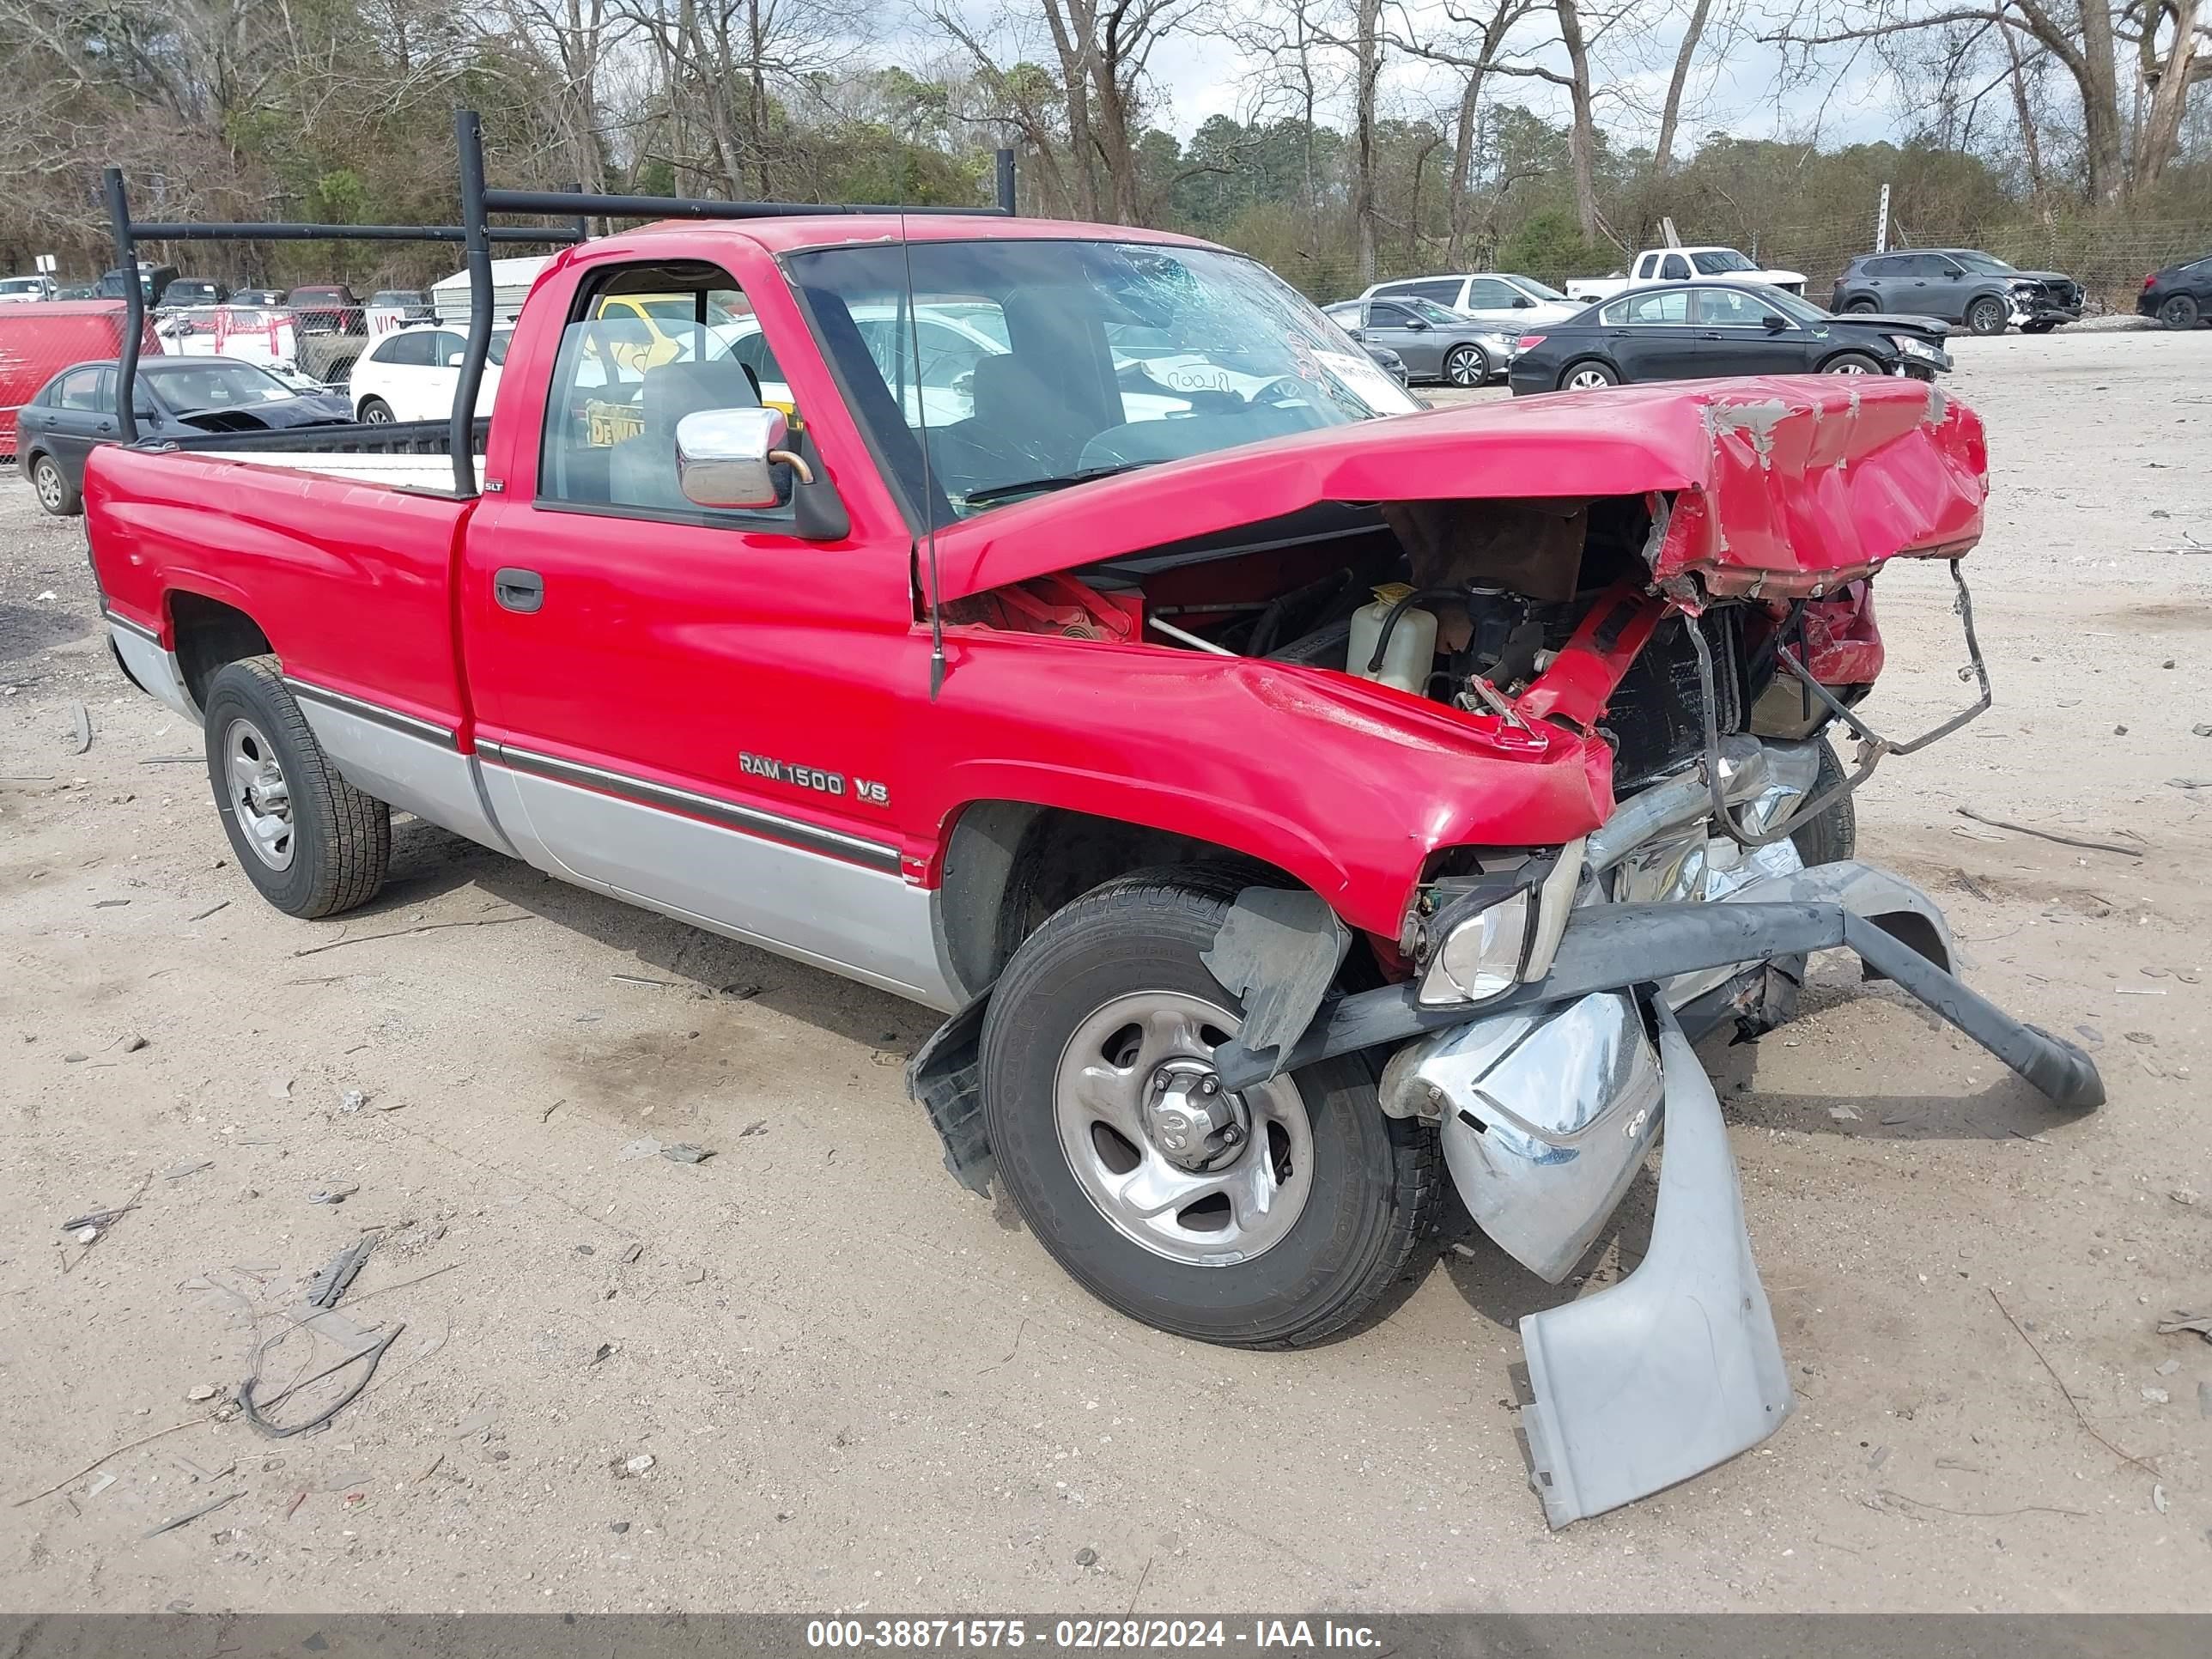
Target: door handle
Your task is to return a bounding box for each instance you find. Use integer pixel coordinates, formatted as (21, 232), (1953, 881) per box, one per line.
(494, 568), (544, 614)
(97, 421), (115, 433)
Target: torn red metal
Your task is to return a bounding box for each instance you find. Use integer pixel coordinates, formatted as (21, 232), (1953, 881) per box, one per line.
(929, 375), (1985, 605)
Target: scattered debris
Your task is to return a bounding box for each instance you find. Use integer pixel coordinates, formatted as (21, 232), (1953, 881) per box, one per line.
(2201, 1382), (2211, 1419)
(2075, 1024), (2105, 1045)
(85, 1474), (116, 1500)
(2154, 1484), (2171, 1515)
(682, 1266), (706, 1285)
(2157, 1358), (2182, 1376)
(142, 1490), (240, 1539)
(94, 897), (130, 908)
(661, 1142), (709, 1164)
(1954, 806), (2143, 858)
(593, 1343), (616, 1365)
(338, 1089), (368, 1114)
(62, 1052), (87, 1064)
(121, 1033), (149, 1053)
(305, 1237), (375, 1310)
(576, 1243), (595, 1256)
(2143, 1387), (2171, 1405)
(306, 1183), (359, 1206)
(69, 702), (92, 755)
(2157, 1311), (2212, 1343)
(1828, 1104), (1863, 1122)
(454, 1408), (496, 1440)
(162, 1159), (211, 1181)
(620, 1243), (643, 1264)
(187, 900), (230, 922)
(623, 1454), (654, 1477)
(1990, 1289), (2159, 1477)
(2197, 725), (2212, 738)
(1075, 1547), (1098, 1567)
(61, 1173), (154, 1248)
(611, 1520), (631, 1534)
(186, 1386), (218, 1403)
(266, 1077), (293, 1101)
(739, 1120), (769, 1139)
(240, 1317), (405, 1440)
(291, 913), (533, 957)
(2125, 1031), (2157, 1046)
(611, 972), (672, 988)
(2172, 1188), (2200, 1208)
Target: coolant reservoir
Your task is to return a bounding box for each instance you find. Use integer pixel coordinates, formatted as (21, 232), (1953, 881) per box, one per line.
(1347, 583), (1437, 696)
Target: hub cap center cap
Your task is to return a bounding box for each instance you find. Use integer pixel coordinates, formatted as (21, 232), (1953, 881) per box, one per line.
(1143, 1058), (1245, 1171)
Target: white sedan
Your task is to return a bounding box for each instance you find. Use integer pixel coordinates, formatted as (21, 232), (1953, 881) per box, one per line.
(349, 323), (511, 423)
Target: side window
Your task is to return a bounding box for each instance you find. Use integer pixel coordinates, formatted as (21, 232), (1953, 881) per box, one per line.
(429, 331), (468, 367)
(1598, 299), (1629, 325)
(57, 368), (105, 410)
(1464, 278), (1519, 309)
(386, 332), (433, 368)
(1696, 289), (1773, 327)
(538, 262), (791, 520)
(1635, 255), (1658, 278)
(730, 328), (787, 404)
(1368, 301), (1414, 326)
(1660, 254), (1692, 281)
(1624, 289), (1690, 325)
(1407, 279), (1463, 305)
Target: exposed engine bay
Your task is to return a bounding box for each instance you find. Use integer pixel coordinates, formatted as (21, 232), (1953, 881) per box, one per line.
(948, 494), (1879, 794)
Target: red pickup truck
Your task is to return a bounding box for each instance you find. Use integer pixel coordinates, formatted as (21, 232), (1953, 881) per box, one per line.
(86, 213), (2100, 1526)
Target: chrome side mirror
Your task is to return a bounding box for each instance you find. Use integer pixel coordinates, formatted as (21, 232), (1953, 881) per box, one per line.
(674, 405), (799, 509)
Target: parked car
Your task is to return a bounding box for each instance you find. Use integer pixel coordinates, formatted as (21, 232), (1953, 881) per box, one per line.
(232, 288), (289, 308)
(18, 356), (348, 514)
(368, 289), (435, 319)
(53, 282), (100, 301)
(1566, 246), (1807, 304)
(1361, 340), (1410, 386)
(0, 274), (58, 303)
(1323, 296), (1516, 385)
(0, 300), (156, 456)
(1358, 271), (1580, 327)
(2139, 252), (2212, 330)
(97, 263), (180, 305)
(287, 284), (367, 336)
(349, 322), (513, 422)
(1832, 248), (2081, 336)
(161, 278), (232, 309)
(1509, 282), (1951, 394)
(82, 211), (2097, 1528)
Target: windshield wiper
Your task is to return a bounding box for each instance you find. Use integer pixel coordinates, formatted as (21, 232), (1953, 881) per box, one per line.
(962, 461), (1155, 507)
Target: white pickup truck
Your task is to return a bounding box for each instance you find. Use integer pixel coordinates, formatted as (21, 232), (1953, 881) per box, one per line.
(1565, 246), (1807, 304)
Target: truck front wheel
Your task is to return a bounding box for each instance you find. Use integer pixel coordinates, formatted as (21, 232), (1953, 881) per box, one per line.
(981, 868), (1438, 1348)
(201, 656), (391, 918)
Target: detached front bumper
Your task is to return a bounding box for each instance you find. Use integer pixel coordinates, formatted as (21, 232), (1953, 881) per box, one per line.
(1214, 860), (2100, 1525)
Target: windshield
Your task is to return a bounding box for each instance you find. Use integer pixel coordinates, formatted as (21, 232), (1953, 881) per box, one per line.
(1402, 297), (1468, 325)
(1691, 250), (1758, 275)
(631, 297), (738, 326)
(788, 239), (1417, 520)
(145, 362), (299, 408)
(1760, 287), (1834, 325)
(1954, 252), (2017, 275)
(1514, 276), (1568, 301)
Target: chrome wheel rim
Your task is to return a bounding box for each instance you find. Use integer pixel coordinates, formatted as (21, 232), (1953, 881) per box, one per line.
(362, 402), (391, 423)
(33, 461), (63, 511)
(1565, 368), (1611, 391)
(1053, 990), (1314, 1266)
(1827, 359), (1872, 374)
(1446, 346), (1485, 386)
(224, 717), (295, 871)
(1970, 302), (2002, 333)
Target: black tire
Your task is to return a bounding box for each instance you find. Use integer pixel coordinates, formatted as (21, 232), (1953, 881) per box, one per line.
(981, 866), (1440, 1348)
(1558, 359), (1619, 391)
(201, 655), (390, 919)
(1844, 299), (1879, 314)
(2160, 294), (2201, 331)
(1441, 343), (1489, 387)
(29, 452), (81, 517)
(1789, 738), (1857, 867)
(2021, 320), (2057, 335)
(1966, 296), (2007, 336)
(358, 396), (394, 424)
(1820, 352), (1883, 375)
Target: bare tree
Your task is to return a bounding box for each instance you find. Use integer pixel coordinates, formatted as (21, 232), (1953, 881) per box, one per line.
(1392, 1), (1541, 266)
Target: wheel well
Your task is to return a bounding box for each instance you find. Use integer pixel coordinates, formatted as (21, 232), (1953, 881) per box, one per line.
(169, 592), (272, 709)
(936, 802), (1300, 1000)
(1556, 356), (1613, 387)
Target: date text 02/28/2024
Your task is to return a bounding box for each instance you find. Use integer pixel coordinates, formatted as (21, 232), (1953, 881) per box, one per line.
(803, 1620), (1382, 1650)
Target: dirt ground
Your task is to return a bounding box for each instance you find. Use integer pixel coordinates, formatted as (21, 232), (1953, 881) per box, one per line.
(2, 328), (2209, 1615)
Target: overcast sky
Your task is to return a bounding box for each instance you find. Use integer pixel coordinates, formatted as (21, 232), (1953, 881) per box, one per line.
(1124, 10), (1905, 151)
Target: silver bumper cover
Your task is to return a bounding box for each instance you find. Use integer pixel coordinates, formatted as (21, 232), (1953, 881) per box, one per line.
(1518, 1008), (1793, 1527)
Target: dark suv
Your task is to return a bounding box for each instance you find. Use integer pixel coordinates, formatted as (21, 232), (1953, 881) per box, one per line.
(1832, 249), (2081, 336)
(2139, 253), (2211, 330)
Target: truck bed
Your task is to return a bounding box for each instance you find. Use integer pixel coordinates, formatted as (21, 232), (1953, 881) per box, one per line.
(156, 416), (489, 492)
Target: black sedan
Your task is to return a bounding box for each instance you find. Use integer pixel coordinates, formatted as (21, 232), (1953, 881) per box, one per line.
(2139, 253), (2211, 330)
(15, 356), (351, 516)
(1508, 282), (1952, 396)
(1323, 296), (1517, 386)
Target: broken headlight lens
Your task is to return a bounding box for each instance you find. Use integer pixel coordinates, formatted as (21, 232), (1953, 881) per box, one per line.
(1889, 335), (1942, 362)
(1419, 888), (1533, 1007)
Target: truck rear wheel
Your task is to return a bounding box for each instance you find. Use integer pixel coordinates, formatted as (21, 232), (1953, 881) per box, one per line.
(201, 656), (390, 918)
(980, 867), (1438, 1348)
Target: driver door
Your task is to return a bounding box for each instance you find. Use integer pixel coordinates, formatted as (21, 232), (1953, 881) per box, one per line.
(1360, 301), (1439, 377)
(1692, 287), (1808, 374)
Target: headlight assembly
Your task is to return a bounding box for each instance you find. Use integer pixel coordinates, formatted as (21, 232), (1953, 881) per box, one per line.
(1419, 888), (1532, 1006)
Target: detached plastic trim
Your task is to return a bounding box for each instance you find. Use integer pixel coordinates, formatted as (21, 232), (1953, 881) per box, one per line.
(1517, 1006), (1794, 1527)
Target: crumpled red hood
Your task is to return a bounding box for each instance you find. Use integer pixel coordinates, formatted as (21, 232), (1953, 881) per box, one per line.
(931, 375), (1985, 603)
